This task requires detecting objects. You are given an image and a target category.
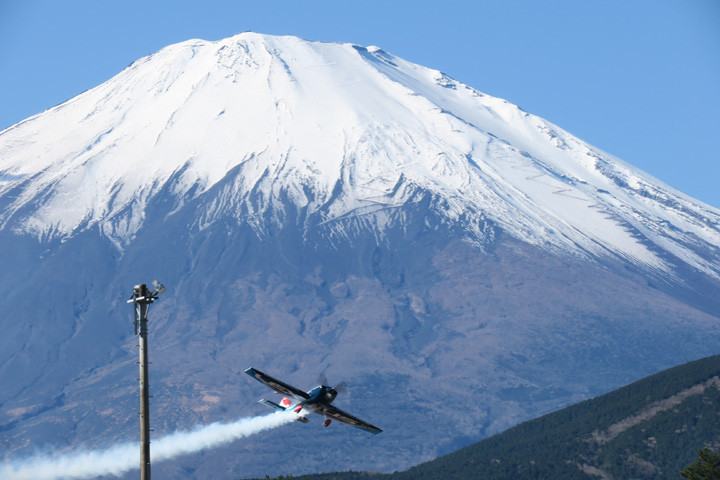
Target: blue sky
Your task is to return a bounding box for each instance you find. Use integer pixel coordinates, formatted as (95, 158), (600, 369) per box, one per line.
(2, 0), (719, 207)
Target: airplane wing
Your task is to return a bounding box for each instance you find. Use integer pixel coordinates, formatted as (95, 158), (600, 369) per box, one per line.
(244, 367), (310, 402)
(316, 403), (383, 434)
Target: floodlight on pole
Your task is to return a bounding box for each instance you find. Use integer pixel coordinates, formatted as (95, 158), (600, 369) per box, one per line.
(128, 281), (165, 480)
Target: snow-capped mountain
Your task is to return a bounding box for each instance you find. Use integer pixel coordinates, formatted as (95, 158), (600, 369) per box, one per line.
(2, 33), (718, 276)
(1, 33), (719, 479)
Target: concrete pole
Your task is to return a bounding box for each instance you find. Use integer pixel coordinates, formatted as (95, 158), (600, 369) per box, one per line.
(132, 284), (152, 480)
(138, 304), (151, 480)
(129, 282), (164, 480)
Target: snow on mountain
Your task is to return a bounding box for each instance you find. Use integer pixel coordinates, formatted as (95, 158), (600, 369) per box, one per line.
(2, 33), (720, 479)
(2, 32), (718, 278)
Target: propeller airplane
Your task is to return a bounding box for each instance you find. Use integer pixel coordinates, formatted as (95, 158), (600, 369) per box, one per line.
(244, 367), (382, 435)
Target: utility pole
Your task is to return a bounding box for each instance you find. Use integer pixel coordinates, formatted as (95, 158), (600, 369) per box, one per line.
(128, 281), (165, 480)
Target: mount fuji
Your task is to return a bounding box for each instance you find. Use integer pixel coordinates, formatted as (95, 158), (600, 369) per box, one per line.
(1, 32), (719, 478)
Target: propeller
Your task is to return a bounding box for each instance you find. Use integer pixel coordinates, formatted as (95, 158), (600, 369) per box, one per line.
(318, 373), (348, 394)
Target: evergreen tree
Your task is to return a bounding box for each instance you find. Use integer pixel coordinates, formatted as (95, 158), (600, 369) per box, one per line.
(681, 448), (720, 480)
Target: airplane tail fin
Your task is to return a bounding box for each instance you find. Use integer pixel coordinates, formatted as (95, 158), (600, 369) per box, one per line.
(259, 398), (310, 423)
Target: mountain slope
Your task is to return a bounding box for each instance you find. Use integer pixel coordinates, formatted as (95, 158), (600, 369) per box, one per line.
(1, 33), (719, 479)
(284, 354), (720, 480)
(395, 354), (720, 480)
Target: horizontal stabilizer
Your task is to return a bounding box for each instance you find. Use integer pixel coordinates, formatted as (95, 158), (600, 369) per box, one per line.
(259, 399), (285, 411)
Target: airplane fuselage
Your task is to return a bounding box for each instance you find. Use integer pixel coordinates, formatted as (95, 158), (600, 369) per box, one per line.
(289, 385), (338, 416)
(305, 386), (338, 406)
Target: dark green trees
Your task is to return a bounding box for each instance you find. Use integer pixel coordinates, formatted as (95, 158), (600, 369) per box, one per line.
(681, 448), (720, 480)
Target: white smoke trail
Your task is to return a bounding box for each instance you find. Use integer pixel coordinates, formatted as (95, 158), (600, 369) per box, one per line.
(0, 411), (296, 480)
